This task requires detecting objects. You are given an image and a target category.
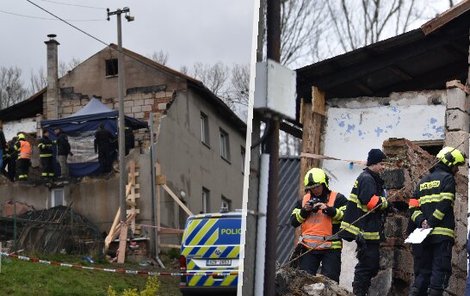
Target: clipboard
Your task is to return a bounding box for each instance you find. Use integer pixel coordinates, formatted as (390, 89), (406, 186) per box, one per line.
(404, 228), (433, 244)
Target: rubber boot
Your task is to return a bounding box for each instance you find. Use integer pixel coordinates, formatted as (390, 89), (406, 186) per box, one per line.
(427, 288), (443, 296)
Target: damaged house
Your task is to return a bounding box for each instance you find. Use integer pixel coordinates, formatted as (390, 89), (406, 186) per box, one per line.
(0, 35), (246, 253)
(292, 2), (470, 295)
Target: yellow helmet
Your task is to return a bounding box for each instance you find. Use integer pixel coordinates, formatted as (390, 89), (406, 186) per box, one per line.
(17, 133), (25, 140)
(304, 168), (329, 190)
(436, 146), (465, 166)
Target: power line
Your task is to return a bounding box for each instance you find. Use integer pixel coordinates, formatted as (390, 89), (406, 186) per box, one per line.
(38, 0), (105, 10)
(0, 8), (103, 21)
(26, 0), (109, 47)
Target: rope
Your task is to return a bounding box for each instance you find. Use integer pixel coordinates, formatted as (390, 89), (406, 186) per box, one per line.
(281, 139), (468, 269)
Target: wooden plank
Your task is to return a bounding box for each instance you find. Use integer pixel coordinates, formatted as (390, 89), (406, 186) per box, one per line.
(104, 208), (121, 252)
(126, 209), (141, 214)
(117, 223), (128, 264)
(162, 184), (193, 216)
(156, 163), (162, 254)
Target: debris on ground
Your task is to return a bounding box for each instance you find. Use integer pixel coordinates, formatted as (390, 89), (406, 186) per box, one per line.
(275, 267), (352, 296)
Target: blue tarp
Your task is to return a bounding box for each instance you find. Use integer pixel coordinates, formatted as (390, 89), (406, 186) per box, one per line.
(41, 97), (148, 177)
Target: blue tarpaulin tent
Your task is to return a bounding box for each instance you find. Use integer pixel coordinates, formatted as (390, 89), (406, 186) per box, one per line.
(41, 97), (148, 177)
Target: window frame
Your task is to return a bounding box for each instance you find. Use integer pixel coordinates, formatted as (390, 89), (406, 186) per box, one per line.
(50, 188), (65, 207)
(219, 128), (231, 162)
(105, 58), (118, 77)
(202, 187), (210, 213)
(200, 112), (210, 147)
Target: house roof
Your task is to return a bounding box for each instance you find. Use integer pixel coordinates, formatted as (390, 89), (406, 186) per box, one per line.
(296, 0), (470, 106)
(0, 88), (45, 121)
(0, 46), (246, 133)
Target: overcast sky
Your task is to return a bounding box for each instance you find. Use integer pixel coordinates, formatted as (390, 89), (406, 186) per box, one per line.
(1, 0), (255, 84)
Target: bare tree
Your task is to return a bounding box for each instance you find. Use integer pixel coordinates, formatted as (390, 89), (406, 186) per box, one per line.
(280, 0), (328, 66)
(226, 64), (250, 107)
(0, 66), (27, 109)
(59, 58), (81, 77)
(29, 67), (47, 94)
(191, 62), (230, 96)
(150, 49), (169, 66)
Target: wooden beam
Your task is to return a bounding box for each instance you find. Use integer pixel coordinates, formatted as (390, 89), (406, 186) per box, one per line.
(162, 184), (193, 216)
(104, 207), (121, 252)
(117, 223), (128, 264)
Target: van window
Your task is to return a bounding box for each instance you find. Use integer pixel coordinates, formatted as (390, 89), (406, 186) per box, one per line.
(182, 216), (241, 246)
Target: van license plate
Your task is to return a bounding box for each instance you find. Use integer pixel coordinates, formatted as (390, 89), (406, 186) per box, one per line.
(207, 259), (231, 266)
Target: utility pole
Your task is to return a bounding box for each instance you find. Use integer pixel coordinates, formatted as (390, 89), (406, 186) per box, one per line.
(107, 7), (134, 226)
(263, 0), (281, 295)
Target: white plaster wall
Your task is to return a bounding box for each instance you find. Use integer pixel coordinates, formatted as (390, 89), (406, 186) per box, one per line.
(322, 102), (446, 289)
(4, 118), (37, 140)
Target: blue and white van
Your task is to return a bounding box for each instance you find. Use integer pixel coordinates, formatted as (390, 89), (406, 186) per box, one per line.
(179, 212), (241, 295)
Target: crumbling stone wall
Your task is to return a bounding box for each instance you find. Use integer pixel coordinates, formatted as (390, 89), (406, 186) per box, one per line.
(377, 93), (469, 296)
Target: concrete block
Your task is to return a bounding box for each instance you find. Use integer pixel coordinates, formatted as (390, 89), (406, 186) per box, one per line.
(133, 99), (144, 106)
(134, 112), (144, 119)
(141, 105), (152, 112)
(62, 100), (72, 107)
(158, 103), (167, 110)
(72, 106), (82, 112)
(131, 106), (142, 113)
(144, 99), (155, 105)
(446, 109), (469, 132)
(124, 107), (132, 114)
(124, 100), (134, 107)
(446, 87), (468, 111)
(445, 131), (469, 158)
(155, 91), (168, 99)
(62, 106), (73, 114)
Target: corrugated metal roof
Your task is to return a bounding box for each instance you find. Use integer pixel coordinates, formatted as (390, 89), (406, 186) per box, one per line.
(277, 156), (300, 264)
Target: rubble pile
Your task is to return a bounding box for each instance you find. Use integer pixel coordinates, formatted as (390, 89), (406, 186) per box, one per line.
(376, 138), (468, 296)
(275, 267), (352, 296)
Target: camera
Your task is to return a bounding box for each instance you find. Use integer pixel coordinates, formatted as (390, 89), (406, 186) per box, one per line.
(307, 197), (322, 212)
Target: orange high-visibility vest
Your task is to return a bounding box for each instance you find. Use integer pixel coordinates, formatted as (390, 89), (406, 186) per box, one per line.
(19, 140), (32, 159)
(300, 191), (337, 249)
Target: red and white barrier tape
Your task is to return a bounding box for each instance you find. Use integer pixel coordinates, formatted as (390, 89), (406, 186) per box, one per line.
(0, 252), (238, 277)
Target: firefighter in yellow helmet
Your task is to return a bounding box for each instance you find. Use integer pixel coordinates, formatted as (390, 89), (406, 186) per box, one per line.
(14, 132), (32, 181)
(290, 168), (347, 282)
(409, 147), (465, 296)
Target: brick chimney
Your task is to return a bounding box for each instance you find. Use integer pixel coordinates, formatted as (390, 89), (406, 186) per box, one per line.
(45, 34), (59, 119)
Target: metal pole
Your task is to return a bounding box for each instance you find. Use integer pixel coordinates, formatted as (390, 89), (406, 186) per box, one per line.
(263, 0), (281, 294)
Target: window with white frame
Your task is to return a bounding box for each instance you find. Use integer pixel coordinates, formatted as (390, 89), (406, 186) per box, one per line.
(51, 188), (65, 207)
(200, 112), (210, 146)
(219, 128), (230, 161)
(202, 187), (210, 213)
(221, 195), (232, 212)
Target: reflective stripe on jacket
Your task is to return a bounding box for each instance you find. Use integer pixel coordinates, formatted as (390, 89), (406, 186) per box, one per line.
(290, 190), (347, 250)
(38, 137), (54, 158)
(340, 168), (387, 242)
(16, 140), (32, 159)
(411, 163), (456, 242)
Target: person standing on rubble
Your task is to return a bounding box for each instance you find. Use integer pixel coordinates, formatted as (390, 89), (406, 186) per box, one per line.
(290, 168), (348, 283)
(408, 147), (465, 296)
(339, 148), (390, 296)
(38, 129), (55, 180)
(0, 121), (7, 171)
(54, 128), (73, 179)
(94, 123), (114, 174)
(14, 132), (32, 181)
(4, 137), (17, 181)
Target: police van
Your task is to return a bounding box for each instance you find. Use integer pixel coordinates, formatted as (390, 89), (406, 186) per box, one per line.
(179, 211), (241, 295)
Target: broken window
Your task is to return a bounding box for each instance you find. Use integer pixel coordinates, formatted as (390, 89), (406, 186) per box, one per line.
(412, 140), (444, 156)
(105, 59), (118, 76)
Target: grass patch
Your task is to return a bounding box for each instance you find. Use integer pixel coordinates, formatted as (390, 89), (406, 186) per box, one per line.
(0, 255), (182, 296)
